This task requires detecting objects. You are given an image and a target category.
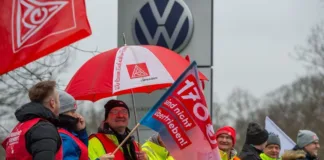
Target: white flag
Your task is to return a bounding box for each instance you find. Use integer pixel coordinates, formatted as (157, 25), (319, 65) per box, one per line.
(265, 116), (296, 155)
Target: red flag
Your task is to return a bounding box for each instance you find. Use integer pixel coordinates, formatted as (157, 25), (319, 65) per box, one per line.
(0, 0), (91, 75)
(184, 55), (205, 90)
(140, 61), (220, 160)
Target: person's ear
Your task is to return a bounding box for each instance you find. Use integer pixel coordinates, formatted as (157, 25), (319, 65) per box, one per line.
(49, 98), (55, 110)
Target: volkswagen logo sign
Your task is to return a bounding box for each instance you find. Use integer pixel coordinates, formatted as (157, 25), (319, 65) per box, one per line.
(132, 0), (194, 53)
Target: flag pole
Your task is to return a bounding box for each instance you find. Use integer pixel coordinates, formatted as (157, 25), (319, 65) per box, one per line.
(112, 123), (141, 155)
(122, 33), (127, 46)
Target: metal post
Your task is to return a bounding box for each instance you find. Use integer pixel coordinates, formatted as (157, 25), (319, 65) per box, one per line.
(131, 90), (141, 143)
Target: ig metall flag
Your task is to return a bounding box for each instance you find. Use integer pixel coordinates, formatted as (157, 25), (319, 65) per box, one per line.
(140, 61), (221, 160)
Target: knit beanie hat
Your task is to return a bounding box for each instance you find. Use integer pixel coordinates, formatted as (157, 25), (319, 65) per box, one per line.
(104, 99), (130, 119)
(267, 132), (281, 148)
(58, 90), (77, 114)
(245, 122), (269, 145)
(297, 130), (319, 148)
(215, 126), (237, 146)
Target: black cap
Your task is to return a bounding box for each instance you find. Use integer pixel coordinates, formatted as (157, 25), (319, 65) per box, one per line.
(245, 122), (269, 145)
(104, 99), (130, 119)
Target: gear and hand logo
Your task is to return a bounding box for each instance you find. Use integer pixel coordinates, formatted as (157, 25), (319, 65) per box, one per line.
(11, 0), (76, 53)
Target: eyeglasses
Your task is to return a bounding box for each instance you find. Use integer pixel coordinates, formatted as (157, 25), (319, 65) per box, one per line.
(109, 109), (128, 115)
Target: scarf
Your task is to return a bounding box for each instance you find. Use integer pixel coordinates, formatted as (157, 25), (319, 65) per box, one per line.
(98, 122), (137, 160)
(57, 114), (79, 132)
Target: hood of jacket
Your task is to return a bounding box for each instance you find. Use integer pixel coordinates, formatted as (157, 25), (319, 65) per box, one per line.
(15, 102), (59, 125)
(281, 150), (306, 160)
(292, 145), (317, 160)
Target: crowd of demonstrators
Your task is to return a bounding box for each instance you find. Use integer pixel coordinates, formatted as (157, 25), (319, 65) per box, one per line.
(219, 123), (320, 160)
(1, 81), (145, 160)
(1, 80), (321, 160)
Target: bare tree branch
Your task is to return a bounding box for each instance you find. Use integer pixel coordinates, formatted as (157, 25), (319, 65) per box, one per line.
(22, 66), (43, 81)
(69, 45), (100, 56)
(293, 22), (324, 76)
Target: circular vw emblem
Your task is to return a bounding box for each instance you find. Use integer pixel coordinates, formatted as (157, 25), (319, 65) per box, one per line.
(132, 0), (194, 53)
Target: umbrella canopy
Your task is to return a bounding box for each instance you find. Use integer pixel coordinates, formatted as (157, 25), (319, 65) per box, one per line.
(65, 45), (208, 101)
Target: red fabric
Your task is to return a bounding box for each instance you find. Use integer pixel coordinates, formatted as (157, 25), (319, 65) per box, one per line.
(185, 55), (191, 62)
(184, 55), (205, 90)
(58, 128), (88, 160)
(65, 45), (208, 101)
(201, 80), (205, 90)
(2, 118), (63, 160)
(215, 126), (237, 146)
(233, 156), (241, 160)
(0, 0), (91, 75)
(89, 133), (140, 160)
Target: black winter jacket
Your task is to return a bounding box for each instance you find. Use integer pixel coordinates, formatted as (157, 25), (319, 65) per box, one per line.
(238, 144), (263, 160)
(15, 102), (61, 160)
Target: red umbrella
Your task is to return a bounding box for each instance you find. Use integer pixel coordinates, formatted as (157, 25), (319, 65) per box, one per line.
(65, 45), (208, 101)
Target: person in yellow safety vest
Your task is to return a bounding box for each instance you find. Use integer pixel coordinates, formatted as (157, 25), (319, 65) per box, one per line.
(142, 133), (174, 160)
(215, 126), (241, 160)
(260, 132), (282, 160)
(88, 99), (147, 160)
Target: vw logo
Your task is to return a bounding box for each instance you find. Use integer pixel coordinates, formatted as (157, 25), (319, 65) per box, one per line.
(132, 0), (194, 53)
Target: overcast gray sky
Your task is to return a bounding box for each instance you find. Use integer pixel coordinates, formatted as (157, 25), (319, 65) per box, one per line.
(59, 0), (324, 103)
(213, 0), (324, 101)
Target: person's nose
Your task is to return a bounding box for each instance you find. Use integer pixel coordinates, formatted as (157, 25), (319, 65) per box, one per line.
(219, 137), (227, 142)
(116, 112), (124, 117)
